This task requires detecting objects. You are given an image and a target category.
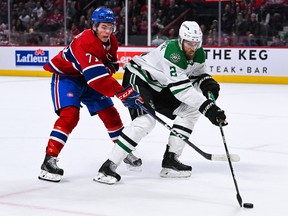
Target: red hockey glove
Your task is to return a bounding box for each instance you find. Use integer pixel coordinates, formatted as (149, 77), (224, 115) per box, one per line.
(105, 63), (119, 75)
(116, 85), (144, 109)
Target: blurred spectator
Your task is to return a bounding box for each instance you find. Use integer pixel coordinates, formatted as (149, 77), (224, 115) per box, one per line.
(230, 32), (239, 46)
(26, 31), (40, 45)
(221, 13), (233, 36)
(154, 0), (168, 12)
(45, 8), (64, 31)
(66, 0), (77, 27)
(54, 28), (65, 45)
(140, 2), (155, 20)
(256, 3), (270, 44)
(33, 1), (44, 19)
(0, 1), (8, 24)
(129, 16), (139, 35)
(152, 18), (164, 35)
(75, 0), (89, 15)
(33, 10), (48, 32)
(205, 36), (218, 46)
(10, 25), (21, 44)
(233, 12), (248, 37)
(42, 33), (51, 45)
(130, 24), (139, 35)
(85, 7), (94, 28)
(70, 22), (81, 36)
(256, 4), (270, 27)
(208, 26), (219, 45)
(270, 34), (286, 46)
(151, 29), (168, 46)
(152, 9), (167, 34)
(244, 33), (258, 46)
(23, 1), (33, 18)
(167, 27), (176, 39)
(247, 13), (261, 37)
(30, 9), (39, 24)
(128, 0), (142, 18)
(222, 36), (231, 46)
(229, 0), (237, 14)
(166, 0), (181, 23)
(116, 23), (125, 45)
(270, 12), (283, 35)
(210, 19), (218, 33)
(139, 18), (148, 35)
(200, 24), (208, 44)
(0, 31), (8, 45)
(19, 9), (30, 30)
(78, 15), (88, 31)
(15, 19), (27, 32)
(0, 18), (7, 31)
(222, 3), (236, 22)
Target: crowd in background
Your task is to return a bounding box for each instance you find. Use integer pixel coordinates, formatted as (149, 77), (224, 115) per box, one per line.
(0, 0), (287, 46)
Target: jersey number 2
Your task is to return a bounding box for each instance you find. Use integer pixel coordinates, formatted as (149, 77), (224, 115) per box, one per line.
(170, 66), (177, 77)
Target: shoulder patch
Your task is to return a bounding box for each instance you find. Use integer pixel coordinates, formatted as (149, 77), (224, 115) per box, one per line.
(169, 53), (181, 63)
(164, 40), (187, 69)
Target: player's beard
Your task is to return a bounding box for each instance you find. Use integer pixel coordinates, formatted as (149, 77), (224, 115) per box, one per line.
(185, 50), (195, 60)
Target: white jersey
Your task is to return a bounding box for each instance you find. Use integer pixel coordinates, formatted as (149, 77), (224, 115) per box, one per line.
(125, 39), (208, 109)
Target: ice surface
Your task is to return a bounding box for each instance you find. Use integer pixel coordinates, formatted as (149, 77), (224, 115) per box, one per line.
(0, 76), (288, 216)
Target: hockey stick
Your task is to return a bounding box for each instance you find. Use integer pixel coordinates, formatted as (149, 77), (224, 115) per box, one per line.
(209, 92), (243, 207)
(136, 101), (240, 162)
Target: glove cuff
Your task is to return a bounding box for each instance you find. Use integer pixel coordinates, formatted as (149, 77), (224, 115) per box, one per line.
(116, 86), (134, 100)
(199, 99), (214, 115)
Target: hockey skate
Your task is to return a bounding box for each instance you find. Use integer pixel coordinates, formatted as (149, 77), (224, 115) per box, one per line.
(93, 159), (121, 185)
(38, 154), (64, 182)
(160, 146), (192, 178)
(123, 152), (142, 171)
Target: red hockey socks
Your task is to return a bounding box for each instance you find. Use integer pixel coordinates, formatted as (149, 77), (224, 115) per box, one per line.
(97, 106), (124, 142)
(46, 106), (79, 156)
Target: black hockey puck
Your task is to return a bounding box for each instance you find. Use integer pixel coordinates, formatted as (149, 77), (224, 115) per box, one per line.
(243, 203), (254, 208)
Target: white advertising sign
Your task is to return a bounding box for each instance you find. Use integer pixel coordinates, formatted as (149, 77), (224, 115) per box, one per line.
(0, 46), (287, 83)
(205, 47), (287, 77)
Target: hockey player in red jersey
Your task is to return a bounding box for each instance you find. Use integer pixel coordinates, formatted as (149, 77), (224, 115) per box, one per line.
(38, 7), (143, 182)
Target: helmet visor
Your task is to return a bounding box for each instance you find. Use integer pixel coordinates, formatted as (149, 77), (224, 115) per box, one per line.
(183, 40), (200, 49)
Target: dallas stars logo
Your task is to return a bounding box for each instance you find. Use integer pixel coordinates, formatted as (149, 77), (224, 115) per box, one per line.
(170, 53), (181, 63)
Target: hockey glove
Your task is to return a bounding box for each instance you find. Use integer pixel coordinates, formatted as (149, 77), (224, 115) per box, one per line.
(116, 85), (144, 109)
(199, 100), (228, 126)
(105, 63), (119, 75)
(197, 74), (220, 100)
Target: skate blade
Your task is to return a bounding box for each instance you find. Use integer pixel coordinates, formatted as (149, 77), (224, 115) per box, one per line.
(160, 168), (191, 178)
(125, 164), (142, 172)
(38, 170), (62, 182)
(93, 173), (118, 185)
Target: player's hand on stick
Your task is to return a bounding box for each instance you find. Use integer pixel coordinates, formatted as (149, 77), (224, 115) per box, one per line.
(199, 100), (228, 126)
(105, 63), (119, 75)
(197, 74), (220, 100)
(116, 85), (144, 109)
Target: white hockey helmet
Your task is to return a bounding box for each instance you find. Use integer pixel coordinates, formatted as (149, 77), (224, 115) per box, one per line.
(178, 21), (203, 49)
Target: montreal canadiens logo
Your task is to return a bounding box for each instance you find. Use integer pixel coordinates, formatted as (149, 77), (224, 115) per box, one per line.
(170, 53), (181, 63)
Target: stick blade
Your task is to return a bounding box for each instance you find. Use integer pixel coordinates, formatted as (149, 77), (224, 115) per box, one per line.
(237, 193), (243, 207)
(211, 154), (240, 162)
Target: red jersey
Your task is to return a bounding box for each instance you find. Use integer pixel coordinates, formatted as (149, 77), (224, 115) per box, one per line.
(44, 29), (123, 97)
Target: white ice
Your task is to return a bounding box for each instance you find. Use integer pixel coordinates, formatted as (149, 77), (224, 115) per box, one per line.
(0, 76), (288, 216)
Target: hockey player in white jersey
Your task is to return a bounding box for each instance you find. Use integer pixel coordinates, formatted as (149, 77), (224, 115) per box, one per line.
(94, 21), (227, 184)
